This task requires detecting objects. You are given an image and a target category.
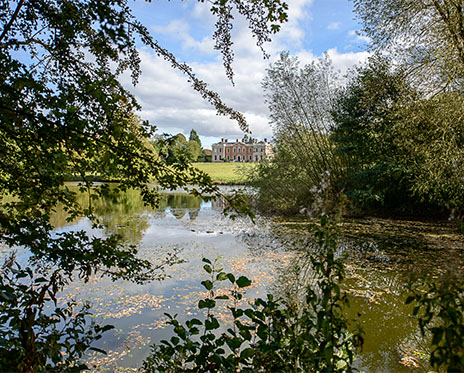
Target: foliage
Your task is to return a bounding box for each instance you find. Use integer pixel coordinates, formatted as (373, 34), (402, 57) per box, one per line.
(248, 52), (343, 214)
(331, 55), (464, 215)
(0, 256), (113, 373)
(197, 149), (212, 163)
(395, 92), (464, 216)
(406, 267), (464, 372)
(144, 216), (363, 372)
(247, 144), (315, 214)
(330, 56), (421, 211)
(0, 0), (287, 368)
(189, 129), (202, 148)
(353, 0), (464, 92)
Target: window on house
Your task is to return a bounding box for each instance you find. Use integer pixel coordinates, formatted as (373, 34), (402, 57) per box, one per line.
(227, 155), (230, 160)
(214, 155), (217, 160)
(238, 148), (240, 152)
(227, 148), (230, 152)
(260, 148), (263, 152)
(233, 148), (236, 152)
(243, 148), (245, 152)
(249, 155), (252, 160)
(255, 148), (258, 152)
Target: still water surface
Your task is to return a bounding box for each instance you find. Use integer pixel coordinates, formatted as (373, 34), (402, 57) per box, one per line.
(9, 186), (463, 372)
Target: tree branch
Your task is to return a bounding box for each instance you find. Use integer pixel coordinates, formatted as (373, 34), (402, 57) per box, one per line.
(0, 0), (25, 42)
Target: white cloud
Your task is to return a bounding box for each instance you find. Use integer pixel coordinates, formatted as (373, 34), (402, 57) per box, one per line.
(122, 0), (371, 148)
(151, 20), (215, 55)
(327, 22), (341, 30)
(348, 30), (371, 44)
(326, 48), (370, 74)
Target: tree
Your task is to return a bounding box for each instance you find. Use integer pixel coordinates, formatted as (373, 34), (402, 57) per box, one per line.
(395, 92), (464, 215)
(331, 56), (420, 210)
(249, 52), (342, 214)
(186, 140), (202, 162)
(0, 0), (286, 369)
(189, 129), (202, 148)
(353, 0), (464, 91)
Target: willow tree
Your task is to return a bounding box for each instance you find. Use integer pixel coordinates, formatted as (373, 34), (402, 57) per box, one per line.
(250, 52), (342, 214)
(0, 0), (287, 370)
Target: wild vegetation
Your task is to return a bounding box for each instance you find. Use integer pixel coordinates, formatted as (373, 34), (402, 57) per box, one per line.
(0, 0), (286, 370)
(249, 38), (464, 217)
(2, 0), (464, 372)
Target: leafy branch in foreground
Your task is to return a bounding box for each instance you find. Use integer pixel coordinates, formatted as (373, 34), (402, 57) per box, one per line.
(144, 216), (363, 372)
(0, 256), (113, 373)
(406, 266), (464, 372)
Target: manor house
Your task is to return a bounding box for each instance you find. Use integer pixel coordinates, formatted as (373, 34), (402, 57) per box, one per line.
(211, 137), (273, 162)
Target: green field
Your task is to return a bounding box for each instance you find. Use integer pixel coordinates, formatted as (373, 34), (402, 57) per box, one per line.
(193, 162), (255, 184)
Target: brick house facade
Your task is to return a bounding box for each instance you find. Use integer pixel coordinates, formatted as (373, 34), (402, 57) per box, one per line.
(211, 137), (273, 163)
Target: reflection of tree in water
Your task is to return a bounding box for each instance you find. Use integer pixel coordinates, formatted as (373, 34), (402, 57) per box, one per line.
(50, 186), (205, 240)
(165, 194), (202, 220)
(93, 189), (152, 245)
(188, 208), (200, 220)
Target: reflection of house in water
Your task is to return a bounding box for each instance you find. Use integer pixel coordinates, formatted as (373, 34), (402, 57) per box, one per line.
(212, 137), (273, 163)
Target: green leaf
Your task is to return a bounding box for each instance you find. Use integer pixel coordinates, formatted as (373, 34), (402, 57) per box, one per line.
(205, 317), (220, 330)
(236, 276), (252, 288)
(216, 272), (228, 281)
(203, 265), (212, 274)
(240, 347), (254, 359)
(201, 280), (213, 291)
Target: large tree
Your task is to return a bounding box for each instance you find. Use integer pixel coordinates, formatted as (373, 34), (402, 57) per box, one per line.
(353, 0), (464, 91)
(0, 0), (286, 370)
(331, 56), (420, 210)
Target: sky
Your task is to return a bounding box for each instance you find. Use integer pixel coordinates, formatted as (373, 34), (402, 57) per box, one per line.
(122, 0), (371, 148)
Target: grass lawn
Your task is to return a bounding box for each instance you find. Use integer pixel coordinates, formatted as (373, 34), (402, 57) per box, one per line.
(193, 162), (256, 184)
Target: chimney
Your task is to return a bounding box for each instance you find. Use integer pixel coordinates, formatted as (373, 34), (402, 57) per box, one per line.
(225, 139), (228, 143)
(221, 138), (224, 142)
(264, 138), (267, 143)
(236, 139), (238, 142)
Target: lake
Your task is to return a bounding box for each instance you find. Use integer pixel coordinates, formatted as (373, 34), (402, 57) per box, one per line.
(7, 185), (463, 372)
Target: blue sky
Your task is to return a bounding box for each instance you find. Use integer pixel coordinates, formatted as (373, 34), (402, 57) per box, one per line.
(123, 0), (370, 148)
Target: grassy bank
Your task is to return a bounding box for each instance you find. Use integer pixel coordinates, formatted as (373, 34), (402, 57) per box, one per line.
(193, 162), (255, 184)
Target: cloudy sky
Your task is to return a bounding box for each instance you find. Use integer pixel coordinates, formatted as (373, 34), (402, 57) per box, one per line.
(123, 0), (370, 148)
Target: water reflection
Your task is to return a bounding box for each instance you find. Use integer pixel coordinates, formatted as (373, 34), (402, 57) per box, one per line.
(50, 186), (207, 244)
(38, 188), (463, 372)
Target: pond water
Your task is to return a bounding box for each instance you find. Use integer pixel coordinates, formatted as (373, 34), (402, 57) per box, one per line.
(7, 186), (463, 372)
